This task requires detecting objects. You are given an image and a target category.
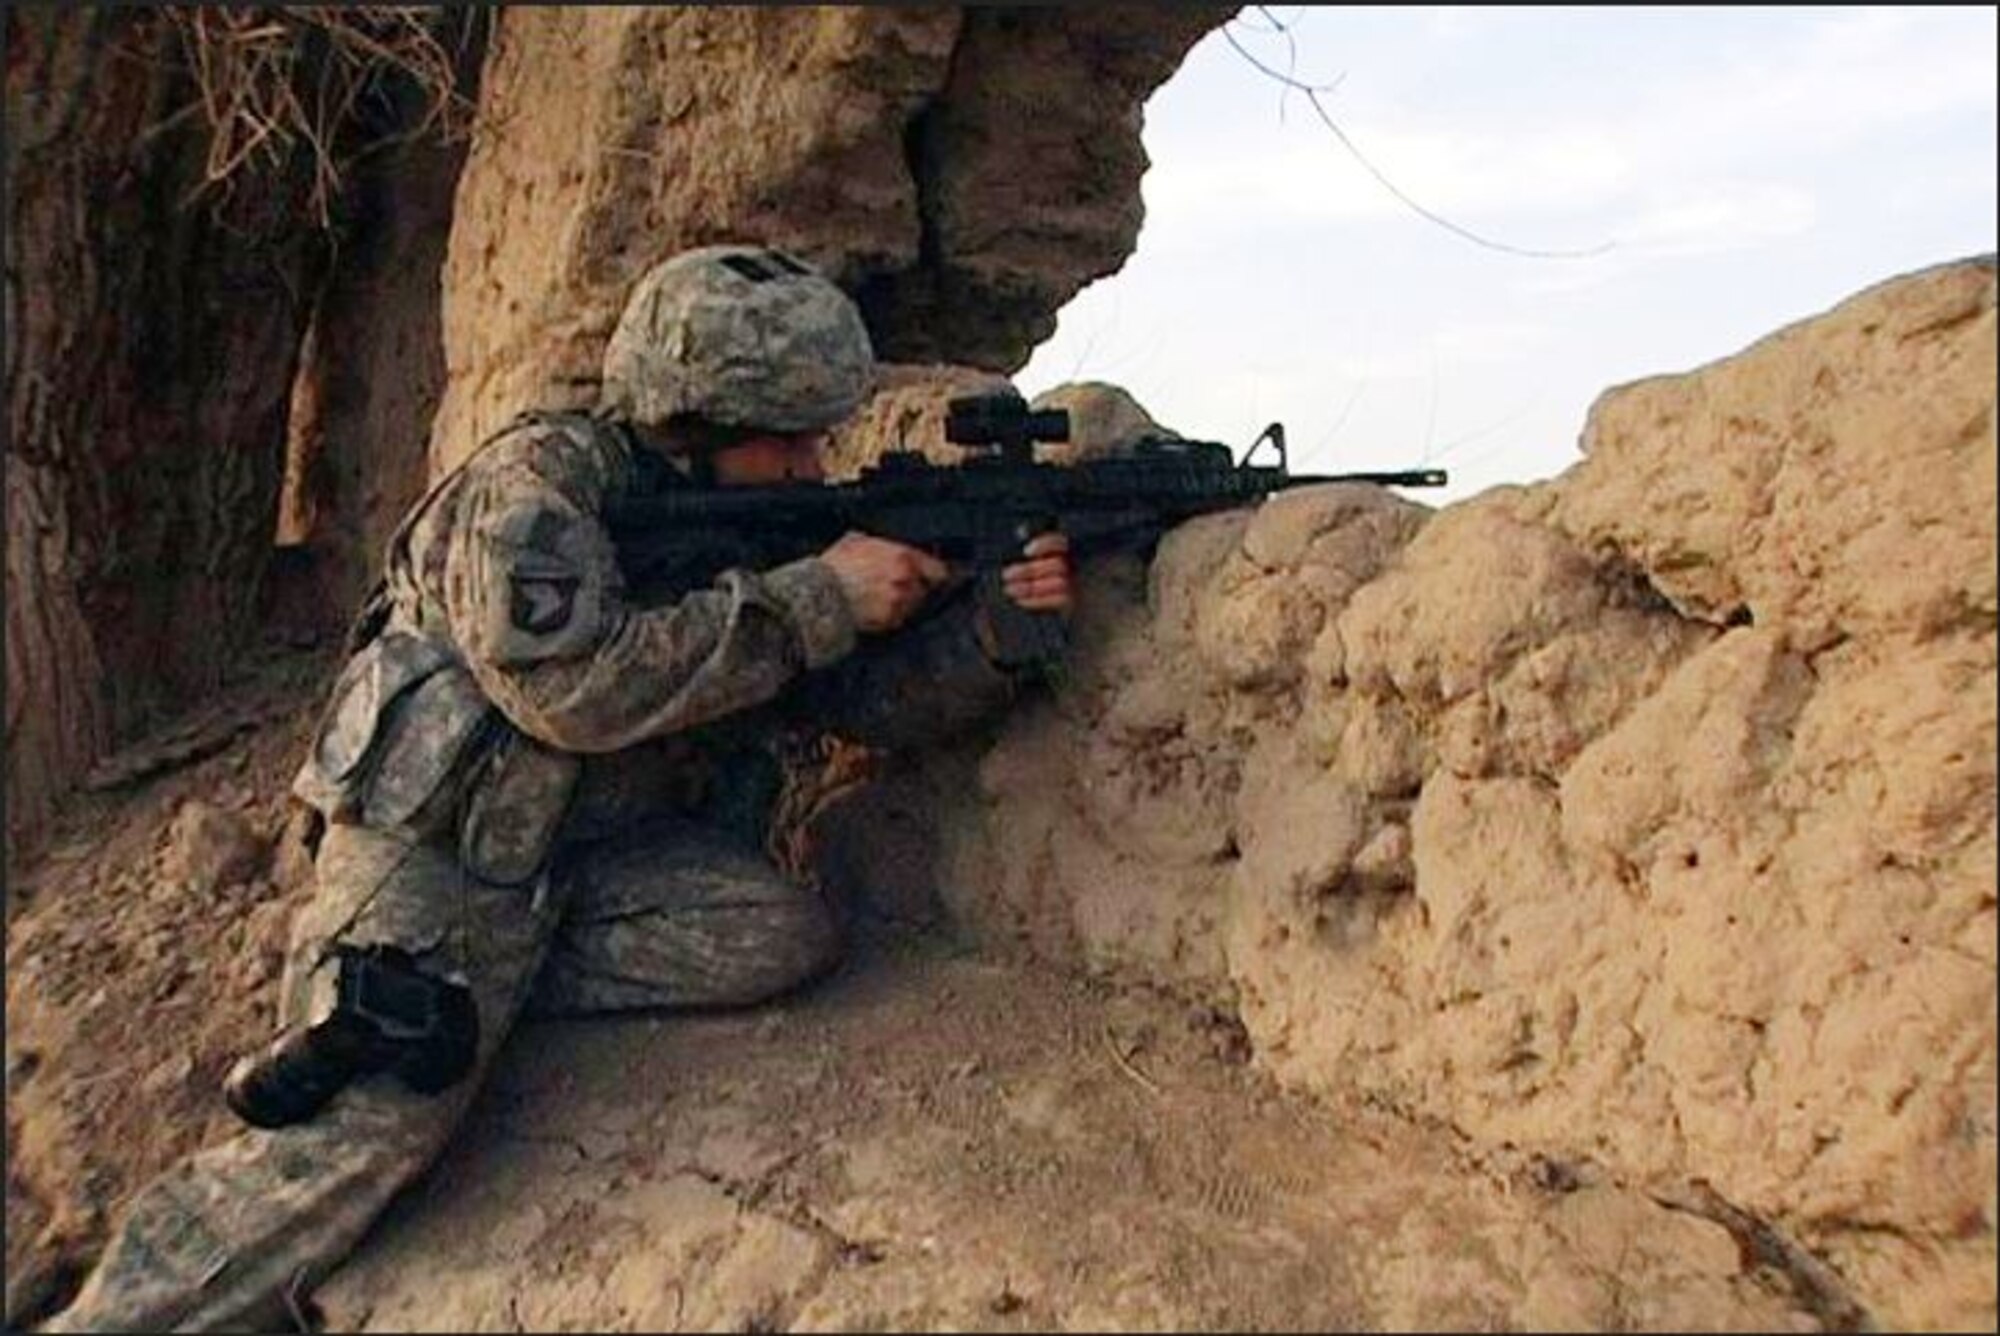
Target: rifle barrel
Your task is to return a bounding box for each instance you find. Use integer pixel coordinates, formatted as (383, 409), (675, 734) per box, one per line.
(1288, 469), (1448, 488)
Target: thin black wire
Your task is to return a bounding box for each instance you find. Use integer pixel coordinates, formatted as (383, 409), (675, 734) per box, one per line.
(1225, 12), (1616, 262)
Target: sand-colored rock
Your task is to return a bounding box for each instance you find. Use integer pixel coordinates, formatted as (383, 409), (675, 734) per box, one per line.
(162, 800), (267, 896)
(429, 6), (1228, 473)
(822, 363), (1014, 478)
(1550, 257), (1996, 644)
(838, 256), (1998, 1329)
(1338, 490), (1711, 781)
(1030, 381), (1180, 462)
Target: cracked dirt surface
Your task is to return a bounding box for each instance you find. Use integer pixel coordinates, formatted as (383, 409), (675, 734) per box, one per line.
(1, 643), (1848, 1334)
(310, 931), (1824, 1334)
(5, 645), (333, 1331)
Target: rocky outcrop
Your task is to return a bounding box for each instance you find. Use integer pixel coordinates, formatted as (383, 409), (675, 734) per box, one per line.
(271, 111), (484, 631)
(428, 5), (1229, 472)
(832, 257), (1998, 1329)
(822, 363), (1014, 478)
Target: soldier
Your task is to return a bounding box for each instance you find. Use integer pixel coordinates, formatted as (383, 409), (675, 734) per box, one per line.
(46, 244), (1073, 1332)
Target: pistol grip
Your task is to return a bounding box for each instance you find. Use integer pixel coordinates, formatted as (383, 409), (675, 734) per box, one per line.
(978, 569), (1068, 671)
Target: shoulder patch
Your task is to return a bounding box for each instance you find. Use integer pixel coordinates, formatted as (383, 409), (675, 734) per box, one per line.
(510, 572), (581, 634)
(451, 479), (620, 669)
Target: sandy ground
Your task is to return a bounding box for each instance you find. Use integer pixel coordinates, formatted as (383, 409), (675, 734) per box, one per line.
(6, 643), (1830, 1333)
(313, 928), (1821, 1334)
(6, 645), (331, 1330)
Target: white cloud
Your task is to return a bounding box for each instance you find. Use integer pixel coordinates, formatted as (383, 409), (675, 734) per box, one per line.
(1617, 8), (1997, 173)
(1306, 320), (1557, 385)
(1033, 7), (1996, 506)
(1434, 318), (1557, 363)
(1424, 7), (1510, 41)
(1612, 181), (1821, 256)
(1317, 350), (1431, 384)
(1150, 7), (1992, 248)
(1141, 119), (1632, 233)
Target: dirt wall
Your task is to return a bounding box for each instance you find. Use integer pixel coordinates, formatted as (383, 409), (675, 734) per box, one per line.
(426, 5), (1228, 473)
(831, 256), (1999, 1330)
(270, 109), (482, 637)
(11, 9), (1988, 1328)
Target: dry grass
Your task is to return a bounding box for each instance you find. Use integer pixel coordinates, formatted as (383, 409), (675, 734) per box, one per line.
(159, 6), (478, 226)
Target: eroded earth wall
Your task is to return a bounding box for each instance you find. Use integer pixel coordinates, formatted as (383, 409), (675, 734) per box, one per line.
(3, 4), (1229, 867)
(828, 258), (1999, 1329)
(11, 6), (1993, 1328)
(427, 4), (1229, 474)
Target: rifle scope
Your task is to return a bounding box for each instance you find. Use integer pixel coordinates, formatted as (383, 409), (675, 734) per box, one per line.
(946, 392), (1071, 459)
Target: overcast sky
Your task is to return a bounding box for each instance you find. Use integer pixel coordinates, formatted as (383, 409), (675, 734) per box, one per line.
(1016, 6), (1998, 504)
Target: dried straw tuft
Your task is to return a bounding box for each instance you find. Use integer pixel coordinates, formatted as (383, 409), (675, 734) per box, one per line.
(159, 6), (477, 226)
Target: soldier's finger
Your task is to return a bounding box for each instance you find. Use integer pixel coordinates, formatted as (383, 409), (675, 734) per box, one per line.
(1004, 567), (1067, 596)
(1004, 561), (1063, 587)
(1020, 532), (1071, 559)
(1004, 577), (1069, 607)
(1028, 555), (1071, 580)
(1017, 586), (1072, 609)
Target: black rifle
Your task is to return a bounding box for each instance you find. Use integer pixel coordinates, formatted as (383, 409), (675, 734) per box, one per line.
(606, 392), (1446, 669)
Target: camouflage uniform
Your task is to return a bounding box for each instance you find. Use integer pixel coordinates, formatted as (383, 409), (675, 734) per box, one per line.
(47, 401), (1023, 1332)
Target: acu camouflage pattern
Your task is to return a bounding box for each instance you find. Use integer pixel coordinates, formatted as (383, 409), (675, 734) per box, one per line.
(406, 410), (860, 758)
(598, 245), (876, 433)
(49, 410), (1024, 1332)
(47, 818), (836, 1334)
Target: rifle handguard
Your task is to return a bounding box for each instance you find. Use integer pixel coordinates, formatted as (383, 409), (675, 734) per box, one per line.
(604, 392), (1449, 621)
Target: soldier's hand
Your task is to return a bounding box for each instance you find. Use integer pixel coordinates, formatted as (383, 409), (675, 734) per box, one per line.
(999, 532), (1073, 614)
(821, 532), (950, 633)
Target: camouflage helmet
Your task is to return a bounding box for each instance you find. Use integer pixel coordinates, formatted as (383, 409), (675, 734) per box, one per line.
(600, 244), (875, 434)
